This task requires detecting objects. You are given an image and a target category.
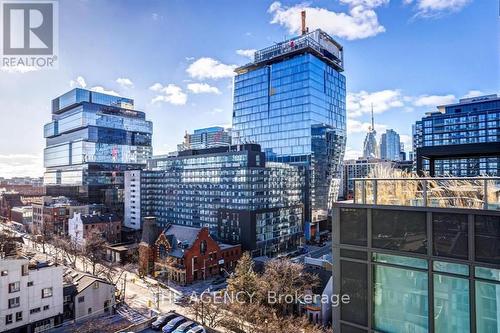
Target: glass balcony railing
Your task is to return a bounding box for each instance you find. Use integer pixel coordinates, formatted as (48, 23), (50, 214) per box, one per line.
(353, 177), (500, 210)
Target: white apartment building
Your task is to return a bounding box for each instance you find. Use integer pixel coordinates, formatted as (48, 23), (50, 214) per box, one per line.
(124, 170), (141, 230)
(0, 259), (63, 333)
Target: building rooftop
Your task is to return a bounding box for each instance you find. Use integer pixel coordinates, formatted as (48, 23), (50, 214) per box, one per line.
(236, 29), (343, 73)
(80, 213), (119, 224)
(352, 176), (500, 211)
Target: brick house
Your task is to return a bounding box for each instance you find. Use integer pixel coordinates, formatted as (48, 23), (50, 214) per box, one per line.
(139, 217), (241, 285)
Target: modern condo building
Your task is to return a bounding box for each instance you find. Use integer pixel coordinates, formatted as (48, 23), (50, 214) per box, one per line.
(231, 29), (346, 239)
(43, 88), (153, 213)
(414, 94), (500, 176)
(333, 176), (500, 333)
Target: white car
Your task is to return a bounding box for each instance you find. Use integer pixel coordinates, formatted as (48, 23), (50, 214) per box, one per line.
(186, 326), (206, 333)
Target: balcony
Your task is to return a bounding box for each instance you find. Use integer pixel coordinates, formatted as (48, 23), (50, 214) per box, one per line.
(353, 177), (500, 210)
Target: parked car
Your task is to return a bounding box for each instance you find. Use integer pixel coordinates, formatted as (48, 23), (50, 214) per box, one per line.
(162, 316), (187, 333)
(152, 313), (178, 330)
(212, 276), (225, 285)
(186, 326), (206, 333)
(173, 321), (196, 333)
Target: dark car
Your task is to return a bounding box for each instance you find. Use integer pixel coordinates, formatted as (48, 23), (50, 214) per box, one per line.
(151, 312), (178, 330)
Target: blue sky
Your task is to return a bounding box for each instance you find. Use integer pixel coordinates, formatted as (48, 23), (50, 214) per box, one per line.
(0, 0), (498, 177)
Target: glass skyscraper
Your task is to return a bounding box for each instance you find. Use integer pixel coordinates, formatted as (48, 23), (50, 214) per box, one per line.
(44, 88), (153, 213)
(380, 129), (401, 161)
(231, 29), (346, 238)
(414, 94), (500, 176)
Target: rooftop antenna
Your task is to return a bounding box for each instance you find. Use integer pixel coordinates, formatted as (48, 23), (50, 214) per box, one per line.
(371, 103), (375, 131)
(301, 10), (308, 35)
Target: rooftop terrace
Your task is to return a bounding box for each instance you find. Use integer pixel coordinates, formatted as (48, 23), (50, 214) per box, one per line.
(353, 177), (500, 211)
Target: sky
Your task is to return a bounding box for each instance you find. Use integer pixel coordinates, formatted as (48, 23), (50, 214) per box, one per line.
(0, 0), (498, 177)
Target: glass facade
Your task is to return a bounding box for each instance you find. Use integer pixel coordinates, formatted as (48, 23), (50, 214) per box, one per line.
(334, 205), (500, 333)
(380, 129), (401, 161)
(414, 95), (500, 176)
(232, 29), (346, 235)
(127, 144), (304, 256)
(44, 88), (152, 212)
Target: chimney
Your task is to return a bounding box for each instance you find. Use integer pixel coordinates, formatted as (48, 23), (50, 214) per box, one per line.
(301, 10), (307, 35)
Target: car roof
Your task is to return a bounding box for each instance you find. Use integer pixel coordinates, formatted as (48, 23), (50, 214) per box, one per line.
(188, 326), (204, 333)
(167, 316), (185, 324)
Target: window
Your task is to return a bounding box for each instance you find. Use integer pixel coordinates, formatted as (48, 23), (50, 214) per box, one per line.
(8, 297), (20, 309)
(93, 282), (99, 289)
(27, 281), (33, 287)
(9, 281), (20, 293)
(475, 267), (500, 282)
(372, 252), (427, 269)
(43, 305), (49, 311)
(434, 274), (470, 332)
(340, 208), (367, 246)
(5, 314), (12, 325)
(30, 307), (41, 314)
(433, 213), (468, 259)
(475, 215), (500, 264)
(88, 308), (92, 314)
(1, 270), (8, 276)
(16, 312), (22, 321)
(373, 265), (428, 332)
(41, 287), (53, 298)
(372, 209), (427, 253)
(78, 296), (85, 303)
(433, 261), (469, 276)
(340, 260), (367, 326)
(476, 280), (500, 332)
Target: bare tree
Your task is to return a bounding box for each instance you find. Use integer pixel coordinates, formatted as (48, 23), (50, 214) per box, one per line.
(188, 293), (225, 329)
(83, 229), (107, 275)
(32, 222), (52, 254)
(55, 236), (81, 268)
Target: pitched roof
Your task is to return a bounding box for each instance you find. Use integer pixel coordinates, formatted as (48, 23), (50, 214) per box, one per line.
(162, 224), (201, 249)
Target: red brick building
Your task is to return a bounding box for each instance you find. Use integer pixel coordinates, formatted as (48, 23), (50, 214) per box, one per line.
(139, 217), (241, 285)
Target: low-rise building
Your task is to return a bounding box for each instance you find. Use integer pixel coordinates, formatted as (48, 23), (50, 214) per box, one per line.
(10, 206), (33, 232)
(139, 217), (241, 285)
(0, 259), (63, 333)
(68, 213), (121, 245)
(62, 270), (116, 322)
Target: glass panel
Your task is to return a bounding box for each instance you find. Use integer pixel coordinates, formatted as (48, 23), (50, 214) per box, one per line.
(341, 260), (367, 326)
(475, 267), (500, 282)
(340, 249), (367, 260)
(426, 178), (485, 209)
(432, 213), (468, 260)
(433, 261), (469, 276)
(476, 280), (500, 332)
(433, 274), (470, 332)
(475, 215), (500, 264)
(372, 209), (427, 254)
(486, 179), (500, 210)
(340, 208), (367, 246)
(377, 180), (423, 206)
(373, 265), (429, 332)
(373, 252), (428, 269)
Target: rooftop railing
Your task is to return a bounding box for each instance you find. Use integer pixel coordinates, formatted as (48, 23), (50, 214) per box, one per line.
(353, 177), (500, 211)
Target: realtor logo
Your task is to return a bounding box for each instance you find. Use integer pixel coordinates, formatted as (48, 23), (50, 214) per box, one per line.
(1, 0), (58, 69)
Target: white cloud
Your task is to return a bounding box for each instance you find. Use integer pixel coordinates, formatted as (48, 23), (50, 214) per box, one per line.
(116, 77), (134, 88)
(149, 83), (187, 105)
(413, 94), (456, 107)
(90, 86), (121, 96)
(461, 90), (486, 99)
(186, 57), (237, 80)
(187, 83), (221, 95)
(1, 65), (39, 73)
(347, 118), (388, 134)
(347, 89), (405, 118)
(400, 134), (413, 150)
(0, 154), (43, 178)
(236, 49), (256, 60)
(405, 0), (472, 17)
(69, 76), (87, 88)
(268, 1), (387, 41)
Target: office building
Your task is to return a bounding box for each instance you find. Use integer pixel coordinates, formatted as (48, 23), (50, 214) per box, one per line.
(0, 259), (64, 333)
(231, 28), (346, 238)
(177, 126), (231, 151)
(125, 144), (304, 256)
(332, 176), (500, 333)
(379, 129), (401, 161)
(362, 108), (378, 160)
(414, 94), (500, 176)
(43, 88), (153, 213)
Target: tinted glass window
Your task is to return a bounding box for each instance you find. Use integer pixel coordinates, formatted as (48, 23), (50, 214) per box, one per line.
(341, 260), (367, 326)
(475, 215), (500, 264)
(372, 209), (427, 253)
(432, 213), (468, 259)
(340, 249), (367, 260)
(341, 324), (367, 333)
(340, 208), (367, 246)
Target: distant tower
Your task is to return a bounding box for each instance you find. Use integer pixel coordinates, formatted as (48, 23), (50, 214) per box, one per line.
(362, 104), (378, 159)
